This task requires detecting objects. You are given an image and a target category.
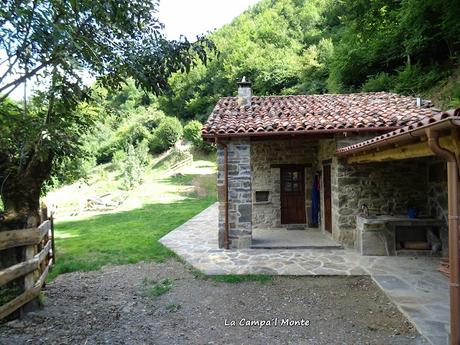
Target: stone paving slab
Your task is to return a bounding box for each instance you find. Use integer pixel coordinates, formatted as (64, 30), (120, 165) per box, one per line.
(252, 227), (343, 249)
(160, 203), (450, 345)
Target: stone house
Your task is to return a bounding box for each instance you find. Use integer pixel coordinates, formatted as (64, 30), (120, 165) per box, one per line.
(202, 79), (447, 251)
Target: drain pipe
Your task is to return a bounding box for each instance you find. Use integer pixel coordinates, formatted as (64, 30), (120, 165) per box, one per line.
(427, 129), (460, 345)
(216, 138), (230, 249)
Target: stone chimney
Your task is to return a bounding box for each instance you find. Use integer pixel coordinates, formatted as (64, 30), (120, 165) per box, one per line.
(237, 76), (252, 107)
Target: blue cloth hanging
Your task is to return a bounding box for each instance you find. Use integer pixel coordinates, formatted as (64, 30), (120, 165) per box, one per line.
(311, 174), (320, 226)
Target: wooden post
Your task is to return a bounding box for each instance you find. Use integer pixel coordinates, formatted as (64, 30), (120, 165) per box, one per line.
(20, 244), (38, 316)
(0, 218), (54, 319)
(50, 213), (55, 264)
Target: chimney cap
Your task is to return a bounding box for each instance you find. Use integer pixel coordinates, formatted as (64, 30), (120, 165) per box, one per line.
(237, 76), (251, 88)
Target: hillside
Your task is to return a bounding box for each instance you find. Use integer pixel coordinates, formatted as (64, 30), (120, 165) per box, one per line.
(158, 0), (460, 120)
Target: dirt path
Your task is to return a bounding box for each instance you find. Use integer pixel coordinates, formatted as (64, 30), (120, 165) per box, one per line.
(0, 260), (427, 345)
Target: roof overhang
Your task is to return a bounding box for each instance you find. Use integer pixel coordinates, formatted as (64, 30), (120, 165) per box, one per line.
(202, 126), (400, 141)
(336, 109), (460, 164)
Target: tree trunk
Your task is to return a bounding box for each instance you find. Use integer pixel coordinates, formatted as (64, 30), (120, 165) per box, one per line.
(1, 152), (53, 231)
(1, 174), (42, 230)
(0, 154), (52, 317)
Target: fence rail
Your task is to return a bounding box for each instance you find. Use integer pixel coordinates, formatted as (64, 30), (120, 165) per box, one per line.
(0, 215), (54, 319)
(166, 154), (193, 175)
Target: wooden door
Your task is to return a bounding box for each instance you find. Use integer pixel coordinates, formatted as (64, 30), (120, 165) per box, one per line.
(280, 166), (306, 224)
(323, 164), (332, 233)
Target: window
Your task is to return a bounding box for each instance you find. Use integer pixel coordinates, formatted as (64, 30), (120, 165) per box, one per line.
(282, 169), (303, 193)
(255, 191), (270, 203)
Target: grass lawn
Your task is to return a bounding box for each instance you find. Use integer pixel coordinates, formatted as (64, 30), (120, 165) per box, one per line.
(49, 196), (215, 280)
(48, 152), (217, 280)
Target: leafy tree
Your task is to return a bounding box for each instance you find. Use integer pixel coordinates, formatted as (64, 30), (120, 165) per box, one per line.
(183, 120), (203, 146)
(149, 117), (183, 153)
(118, 141), (150, 190)
(0, 0), (214, 229)
(159, 0), (460, 122)
(183, 120), (214, 153)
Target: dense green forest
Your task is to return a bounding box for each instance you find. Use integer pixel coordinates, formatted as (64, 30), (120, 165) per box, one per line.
(159, 0), (460, 121)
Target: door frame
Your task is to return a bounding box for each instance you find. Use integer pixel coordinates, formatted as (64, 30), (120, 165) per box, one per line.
(322, 161), (332, 233)
(280, 165), (307, 224)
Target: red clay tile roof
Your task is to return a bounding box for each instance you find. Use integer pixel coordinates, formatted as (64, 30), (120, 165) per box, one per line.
(202, 92), (437, 138)
(336, 108), (460, 156)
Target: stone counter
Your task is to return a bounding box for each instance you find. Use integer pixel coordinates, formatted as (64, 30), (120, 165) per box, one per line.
(356, 215), (443, 256)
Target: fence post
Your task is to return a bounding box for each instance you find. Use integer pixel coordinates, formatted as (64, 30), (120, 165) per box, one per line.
(20, 244), (38, 316)
(50, 213), (55, 265)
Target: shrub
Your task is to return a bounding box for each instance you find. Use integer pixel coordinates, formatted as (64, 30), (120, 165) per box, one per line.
(183, 120), (214, 153)
(149, 117), (183, 153)
(140, 106), (165, 131)
(115, 121), (151, 147)
(361, 72), (394, 92)
(96, 121), (150, 165)
(183, 120), (202, 145)
(112, 149), (126, 169)
(394, 64), (442, 95)
(118, 140), (150, 190)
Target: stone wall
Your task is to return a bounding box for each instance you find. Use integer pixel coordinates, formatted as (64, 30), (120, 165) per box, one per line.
(217, 139), (252, 248)
(330, 135), (430, 247)
(317, 135), (375, 245)
(335, 157), (430, 247)
(427, 159), (449, 256)
(216, 134), (445, 251)
(250, 139), (318, 228)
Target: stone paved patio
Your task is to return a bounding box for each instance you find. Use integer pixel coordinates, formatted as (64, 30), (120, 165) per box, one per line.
(252, 227), (343, 249)
(160, 203), (450, 345)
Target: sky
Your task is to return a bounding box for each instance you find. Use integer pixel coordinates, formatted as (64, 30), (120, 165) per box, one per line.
(3, 0), (259, 101)
(159, 0), (259, 40)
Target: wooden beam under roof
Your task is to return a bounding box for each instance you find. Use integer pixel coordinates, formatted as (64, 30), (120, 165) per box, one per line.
(345, 134), (454, 164)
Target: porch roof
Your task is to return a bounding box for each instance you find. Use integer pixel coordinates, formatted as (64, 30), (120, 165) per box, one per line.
(336, 108), (460, 164)
(202, 92), (436, 139)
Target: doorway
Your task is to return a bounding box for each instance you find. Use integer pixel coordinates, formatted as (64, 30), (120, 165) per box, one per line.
(323, 163), (332, 233)
(280, 166), (306, 224)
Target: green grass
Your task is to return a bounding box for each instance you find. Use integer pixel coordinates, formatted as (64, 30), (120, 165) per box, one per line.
(49, 196), (215, 280)
(192, 150), (216, 162)
(190, 268), (274, 284)
(166, 303), (181, 312)
(144, 278), (174, 298)
(0, 285), (22, 306)
(164, 173), (197, 186)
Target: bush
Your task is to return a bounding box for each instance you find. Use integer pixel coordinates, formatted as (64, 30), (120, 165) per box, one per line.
(116, 121), (151, 147)
(96, 121), (150, 165)
(183, 120), (214, 153)
(149, 117), (183, 153)
(118, 140), (150, 190)
(394, 64), (442, 95)
(361, 72), (394, 92)
(140, 106), (165, 131)
(95, 107), (165, 164)
(183, 120), (202, 145)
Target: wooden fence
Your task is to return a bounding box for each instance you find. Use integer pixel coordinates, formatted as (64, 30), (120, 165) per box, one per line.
(0, 216), (54, 319)
(166, 154), (193, 175)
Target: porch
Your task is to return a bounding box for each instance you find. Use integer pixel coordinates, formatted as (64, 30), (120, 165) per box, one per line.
(251, 227), (343, 249)
(160, 203), (450, 345)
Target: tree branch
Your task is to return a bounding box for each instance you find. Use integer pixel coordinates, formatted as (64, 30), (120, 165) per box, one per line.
(0, 83), (21, 101)
(0, 60), (52, 101)
(0, 55), (20, 83)
(0, 0), (37, 85)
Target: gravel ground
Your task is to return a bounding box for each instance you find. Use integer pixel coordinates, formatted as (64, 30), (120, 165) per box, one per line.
(0, 260), (428, 345)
